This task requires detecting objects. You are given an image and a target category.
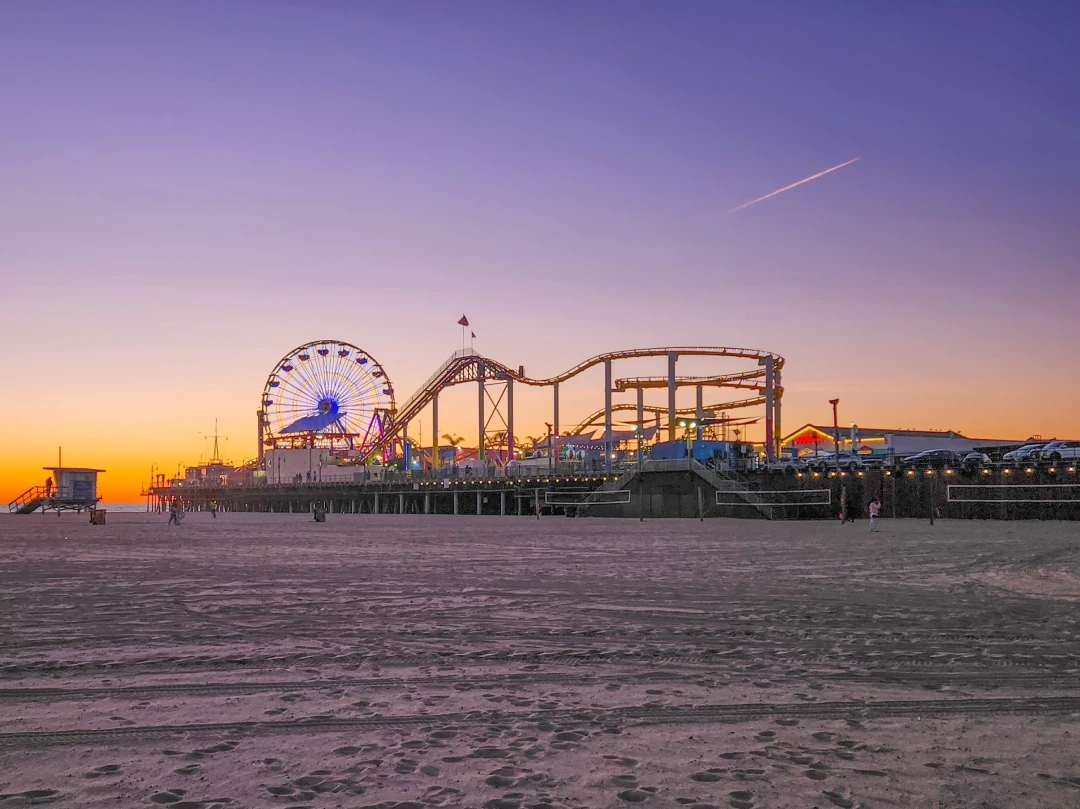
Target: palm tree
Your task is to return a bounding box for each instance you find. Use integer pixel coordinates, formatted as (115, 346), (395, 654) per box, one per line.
(441, 433), (465, 467)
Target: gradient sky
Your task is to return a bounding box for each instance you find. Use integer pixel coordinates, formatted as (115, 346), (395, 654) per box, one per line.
(2, 2), (1078, 502)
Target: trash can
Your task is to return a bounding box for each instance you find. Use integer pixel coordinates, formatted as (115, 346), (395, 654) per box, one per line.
(313, 505), (326, 522)
(89, 509), (106, 525)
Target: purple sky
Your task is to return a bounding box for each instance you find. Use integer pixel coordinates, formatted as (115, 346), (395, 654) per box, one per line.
(2, 2), (1078, 496)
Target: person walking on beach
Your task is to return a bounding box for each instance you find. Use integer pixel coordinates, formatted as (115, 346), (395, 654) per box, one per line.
(209, 498), (218, 519)
(869, 498), (881, 532)
(168, 499), (182, 526)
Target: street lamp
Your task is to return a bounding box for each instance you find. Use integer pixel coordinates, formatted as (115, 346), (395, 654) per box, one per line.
(632, 424), (644, 471)
(829, 399), (841, 476)
(678, 419), (697, 470)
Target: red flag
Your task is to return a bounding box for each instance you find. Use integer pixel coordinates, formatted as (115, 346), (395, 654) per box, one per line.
(457, 315), (469, 327)
(471, 331), (476, 339)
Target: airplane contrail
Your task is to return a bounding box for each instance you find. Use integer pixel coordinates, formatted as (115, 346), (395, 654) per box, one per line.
(729, 157), (861, 212)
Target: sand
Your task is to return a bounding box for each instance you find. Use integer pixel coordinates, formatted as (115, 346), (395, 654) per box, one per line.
(1, 513), (1079, 808)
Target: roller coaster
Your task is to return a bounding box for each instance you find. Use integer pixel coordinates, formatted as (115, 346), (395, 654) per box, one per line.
(257, 342), (785, 472)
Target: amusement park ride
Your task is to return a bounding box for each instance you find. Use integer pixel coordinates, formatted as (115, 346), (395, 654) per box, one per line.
(257, 340), (784, 474)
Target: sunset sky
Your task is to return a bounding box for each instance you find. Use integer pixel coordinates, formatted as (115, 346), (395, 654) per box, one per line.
(2, 2), (1078, 503)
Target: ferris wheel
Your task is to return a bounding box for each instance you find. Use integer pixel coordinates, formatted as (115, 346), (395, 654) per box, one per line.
(260, 340), (395, 454)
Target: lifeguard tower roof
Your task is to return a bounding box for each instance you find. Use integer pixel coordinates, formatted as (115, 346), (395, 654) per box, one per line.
(43, 467), (107, 473)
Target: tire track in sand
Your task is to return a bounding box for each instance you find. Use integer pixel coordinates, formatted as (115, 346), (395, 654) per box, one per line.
(3, 695), (1079, 749)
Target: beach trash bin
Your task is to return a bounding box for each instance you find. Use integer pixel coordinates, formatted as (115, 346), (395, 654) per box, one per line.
(89, 509), (106, 525)
(314, 505), (327, 522)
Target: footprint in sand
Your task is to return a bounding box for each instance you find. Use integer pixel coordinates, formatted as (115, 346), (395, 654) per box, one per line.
(14, 790), (63, 804)
(822, 789), (854, 808)
(334, 746), (362, 756)
(554, 730), (586, 742)
(753, 731), (775, 742)
(690, 771), (724, 783)
(84, 764), (122, 779)
(728, 790), (754, 809)
(804, 769), (829, 781)
(149, 790), (186, 804)
(471, 746), (510, 759)
(485, 767), (516, 788)
(611, 775), (638, 788)
(603, 756), (639, 768)
(173, 764), (201, 776)
(483, 800), (521, 809)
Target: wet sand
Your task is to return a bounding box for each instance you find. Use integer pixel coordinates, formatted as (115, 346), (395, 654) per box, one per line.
(1, 513), (1079, 808)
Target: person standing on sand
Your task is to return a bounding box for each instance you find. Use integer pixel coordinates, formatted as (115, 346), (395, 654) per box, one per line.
(209, 498), (218, 518)
(869, 498), (880, 532)
(168, 499), (181, 526)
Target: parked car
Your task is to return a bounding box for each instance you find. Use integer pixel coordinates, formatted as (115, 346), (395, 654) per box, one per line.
(899, 449), (965, 468)
(1038, 440), (1080, 462)
(764, 457), (807, 473)
(962, 452), (993, 467)
(1002, 443), (1049, 464)
(805, 452), (876, 472)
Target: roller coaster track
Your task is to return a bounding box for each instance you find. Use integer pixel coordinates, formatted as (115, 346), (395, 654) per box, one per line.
(613, 369), (779, 392)
(570, 396), (766, 436)
(362, 347), (783, 461)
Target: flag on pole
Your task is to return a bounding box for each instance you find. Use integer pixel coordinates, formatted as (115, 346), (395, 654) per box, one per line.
(457, 315), (469, 326)
(471, 331), (476, 339)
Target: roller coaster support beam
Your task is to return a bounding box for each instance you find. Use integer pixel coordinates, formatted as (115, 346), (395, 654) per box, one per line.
(696, 386), (704, 440)
(759, 354), (775, 461)
(432, 392), (439, 470)
(604, 358), (612, 476)
(637, 388), (644, 436)
(667, 351), (678, 441)
(402, 419), (409, 470)
(553, 382), (560, 441)
(477, 359), (486, 463)
(774, 369), (782, 458)
(506, 377), (514, 467)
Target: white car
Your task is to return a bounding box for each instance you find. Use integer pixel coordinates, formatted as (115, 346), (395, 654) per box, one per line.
(805, 453), (876, 472)
(1039, 440), (1080, 462)
(1002, 443), (1048, 464)
(764, 457), (807, 473)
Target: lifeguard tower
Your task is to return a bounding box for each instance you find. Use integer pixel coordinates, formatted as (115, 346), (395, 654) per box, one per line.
(8, 467), (106, 514)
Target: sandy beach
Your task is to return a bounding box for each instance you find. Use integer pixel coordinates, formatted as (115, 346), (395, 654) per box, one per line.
(1, 513), (1079, 808)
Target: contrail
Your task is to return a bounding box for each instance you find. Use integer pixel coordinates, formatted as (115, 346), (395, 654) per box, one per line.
(729, 157), (860, 212)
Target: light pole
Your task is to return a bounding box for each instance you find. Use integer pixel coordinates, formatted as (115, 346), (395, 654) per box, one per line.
(829, 399), (841, 476)
(678, 419), (697, 470)
(545, 422), (554, 476)
(632, 424), (644, 471)
(830, 398), (843, 520)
